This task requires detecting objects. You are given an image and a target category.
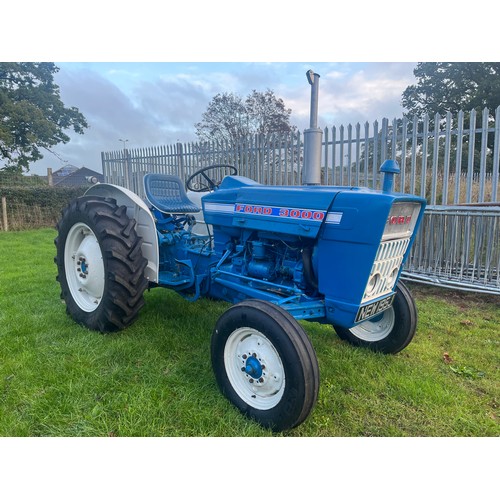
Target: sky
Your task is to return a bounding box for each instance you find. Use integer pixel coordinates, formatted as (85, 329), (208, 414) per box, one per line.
(5, 3), (494, 178)
(27, 61), (418, 176)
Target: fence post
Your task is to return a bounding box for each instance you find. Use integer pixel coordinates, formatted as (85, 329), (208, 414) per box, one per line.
(123, 148), (131, 190)
(47, 168), (53, 187)
(1, 196), (8, 231)
(177, 142), (185, 182)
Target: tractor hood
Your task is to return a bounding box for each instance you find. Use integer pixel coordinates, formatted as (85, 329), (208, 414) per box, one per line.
(202, 176), (344, 238)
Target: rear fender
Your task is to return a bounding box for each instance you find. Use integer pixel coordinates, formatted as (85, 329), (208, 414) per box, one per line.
(85, 183), (159, 283)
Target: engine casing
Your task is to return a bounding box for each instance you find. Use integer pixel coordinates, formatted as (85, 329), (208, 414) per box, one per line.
(201, 176), (426, 328)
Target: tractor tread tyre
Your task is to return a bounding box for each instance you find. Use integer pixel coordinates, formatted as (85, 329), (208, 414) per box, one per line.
(211, 299), (319, 432)
(334, 280), (417, 354)
(55, 196), (148, 332)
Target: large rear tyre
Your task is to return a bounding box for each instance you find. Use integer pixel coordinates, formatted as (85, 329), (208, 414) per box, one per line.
(55, 196), (148, 332)
(334, 281), (417, 354)
(211, 300), (319, 432)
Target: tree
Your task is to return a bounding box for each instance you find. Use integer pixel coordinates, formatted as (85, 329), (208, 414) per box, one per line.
(245, 89), (295, 136)
(195, 89), (296, 144)
(402, 63), (500, 174)
(402, 62), (500, 118)
(0, 62), (88, 172)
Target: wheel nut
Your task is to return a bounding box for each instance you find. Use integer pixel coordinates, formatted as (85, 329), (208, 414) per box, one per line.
(249, 379), (254, 384)
(259, 378), (264, 383)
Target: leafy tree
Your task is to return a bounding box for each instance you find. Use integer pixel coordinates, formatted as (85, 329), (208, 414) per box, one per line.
(195, 89), (296, 144)
(402, 62), (500, 118)
(402, 63), (500, 174)
(0, 62), (88, 172)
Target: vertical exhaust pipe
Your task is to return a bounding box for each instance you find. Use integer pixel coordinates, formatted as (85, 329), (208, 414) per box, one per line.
(302, 70), (323, 185)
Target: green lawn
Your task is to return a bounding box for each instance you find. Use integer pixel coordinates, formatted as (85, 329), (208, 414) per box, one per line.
(0, 228), (498, 436)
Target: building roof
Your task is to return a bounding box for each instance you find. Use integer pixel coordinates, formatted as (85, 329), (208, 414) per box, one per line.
(52, 167), (104, 187)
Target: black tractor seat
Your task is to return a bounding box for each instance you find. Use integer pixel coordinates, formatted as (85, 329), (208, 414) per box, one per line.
(144, 173), (200, 214)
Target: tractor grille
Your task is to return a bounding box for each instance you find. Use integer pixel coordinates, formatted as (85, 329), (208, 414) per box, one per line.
(361, 237), (411, 303)
(361, 202), (422, 304)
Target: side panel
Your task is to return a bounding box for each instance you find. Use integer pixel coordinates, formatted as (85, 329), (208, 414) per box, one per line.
(85, 184), (159, 283)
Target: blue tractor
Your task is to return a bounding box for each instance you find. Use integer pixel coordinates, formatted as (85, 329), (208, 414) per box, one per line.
(54, 72), (426, 431)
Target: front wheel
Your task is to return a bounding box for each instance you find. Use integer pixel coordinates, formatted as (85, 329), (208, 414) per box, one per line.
(334, 281), (417, 354)
(211, 300), (319, 432)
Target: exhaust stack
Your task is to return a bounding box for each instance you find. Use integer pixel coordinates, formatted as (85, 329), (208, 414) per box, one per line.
(302, 70), (323, 185)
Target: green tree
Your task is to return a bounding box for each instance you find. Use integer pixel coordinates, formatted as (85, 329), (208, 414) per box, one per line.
(0, 62), (88, 172)
(402, 62), (500, 117)
(402, 63), (500, 174)
(195, 89), (296, 144)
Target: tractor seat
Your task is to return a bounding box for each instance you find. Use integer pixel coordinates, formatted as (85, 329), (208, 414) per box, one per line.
(144, 174), (200, 214)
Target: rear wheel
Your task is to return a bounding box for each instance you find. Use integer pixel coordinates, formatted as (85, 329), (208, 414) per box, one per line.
(55, 196), (148, 332)
(211, 300), (319, 432)
(334, 281), (417, 354)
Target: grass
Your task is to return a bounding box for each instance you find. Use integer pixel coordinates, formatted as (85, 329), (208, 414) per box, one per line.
(0, 228), (498, 437)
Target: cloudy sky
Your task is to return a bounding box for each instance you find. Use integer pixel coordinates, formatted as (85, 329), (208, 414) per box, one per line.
(28, 61), (417, 176)
(5, 3), (491, 178)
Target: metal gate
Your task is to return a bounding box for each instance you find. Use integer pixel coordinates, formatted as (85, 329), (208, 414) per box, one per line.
(102, 107), (500, 295)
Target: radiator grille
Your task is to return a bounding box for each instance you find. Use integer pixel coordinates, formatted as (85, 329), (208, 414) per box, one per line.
(362, 237), (411, 303)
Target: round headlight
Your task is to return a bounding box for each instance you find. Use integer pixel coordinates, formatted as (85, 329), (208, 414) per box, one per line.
(366, 273), (381, 296)
(387, 267), (399, 288)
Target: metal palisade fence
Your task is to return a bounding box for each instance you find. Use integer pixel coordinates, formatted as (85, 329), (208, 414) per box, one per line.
(102, 107), (500, 294)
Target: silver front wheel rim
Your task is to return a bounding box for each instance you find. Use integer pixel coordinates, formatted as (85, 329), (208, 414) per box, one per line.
(64, 222), (105, 312)
(224, 327), (285, 410)
(350, 307), (395, 342)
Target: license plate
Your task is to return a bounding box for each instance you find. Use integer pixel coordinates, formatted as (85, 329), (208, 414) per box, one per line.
(355, 294), (395, 323)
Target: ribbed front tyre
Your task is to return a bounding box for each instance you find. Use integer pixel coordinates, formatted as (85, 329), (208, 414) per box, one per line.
(211, 300), (319, 432)
(55, 196), (148, 332)
(334, 280), (417, 354)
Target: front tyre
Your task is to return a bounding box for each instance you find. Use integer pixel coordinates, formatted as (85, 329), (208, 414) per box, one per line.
(211, 300), (319, 432)
(55, 196), (148, 332)
(334, 281), (417, 354)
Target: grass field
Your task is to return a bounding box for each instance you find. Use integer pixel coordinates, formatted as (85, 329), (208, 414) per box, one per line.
(0, 228), (498, 437)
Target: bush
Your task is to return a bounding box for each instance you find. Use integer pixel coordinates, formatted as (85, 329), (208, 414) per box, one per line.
(0, 186), (87, 230)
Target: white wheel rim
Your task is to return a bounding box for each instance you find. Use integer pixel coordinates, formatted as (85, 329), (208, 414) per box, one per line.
(64, 222), (105, 312)
(350, 307), (395, 342)
(224, 327), (285, 410)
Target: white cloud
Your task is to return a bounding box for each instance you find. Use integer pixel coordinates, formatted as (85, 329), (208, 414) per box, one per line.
(26, 62), (418, 176)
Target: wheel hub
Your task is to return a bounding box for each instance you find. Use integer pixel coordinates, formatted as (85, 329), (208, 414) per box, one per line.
(224, 327), (285, 410)
(64, 223), (105, 312)
(244, 354), (263, 379)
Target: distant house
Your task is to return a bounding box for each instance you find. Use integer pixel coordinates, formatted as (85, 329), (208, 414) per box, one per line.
(51, 166), (104, 187)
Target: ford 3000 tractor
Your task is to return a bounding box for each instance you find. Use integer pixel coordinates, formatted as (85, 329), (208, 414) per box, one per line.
(55, 71), (426, 431)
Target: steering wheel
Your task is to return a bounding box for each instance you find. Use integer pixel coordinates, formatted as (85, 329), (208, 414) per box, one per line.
(185, 164), (238, 192)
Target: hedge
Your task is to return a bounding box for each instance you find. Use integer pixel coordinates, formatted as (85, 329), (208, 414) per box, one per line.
(0, 186), (88, 231)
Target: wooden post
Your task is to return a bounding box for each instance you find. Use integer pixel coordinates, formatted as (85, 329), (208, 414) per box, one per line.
(1, 196), (8, 231)
(47, 167), (53, 187)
